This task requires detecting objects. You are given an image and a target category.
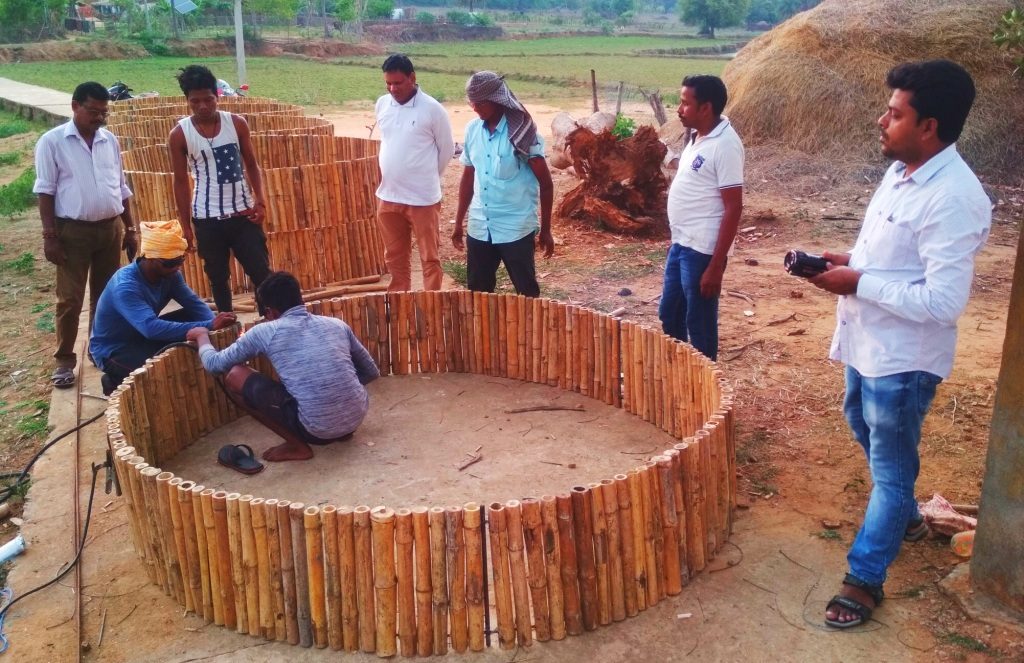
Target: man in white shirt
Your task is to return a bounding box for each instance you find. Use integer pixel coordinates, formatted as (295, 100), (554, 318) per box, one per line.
(374, 54), (455, 291)
(812, 60), (991, 629)
(659, 75), (744, 361)
(34, 81), (137, 389)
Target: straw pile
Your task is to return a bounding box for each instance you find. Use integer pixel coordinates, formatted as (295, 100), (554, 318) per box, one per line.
(721, 0), (1023, 183)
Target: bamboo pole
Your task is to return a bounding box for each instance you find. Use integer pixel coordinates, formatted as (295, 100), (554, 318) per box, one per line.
(155, 472), (183, 602)
(395, 508), (416, 657)
(680, 440), (706, 573)
(201, 488), (224, 625)
(645, 463), (667, 602)
(190, 484), (213, 623)
(371, 506), (397, 657)
(587, 482), (611, 627)
(304, 505), (328, 649)
(487, 502), (516, 649)
(614, 474), (639, 617)
(665, 448), (689, 586)
(634, 466), (659, 608)
(428, 506), (449, 655)
(322, 505), (343, 651)
(505, 500), (533, 647)
(522, 497), (551, 641)
(655, 457), (682, 596)
(212, 490), (237, 629)
(248, 498), (274, 640)
(570, 486), (598, 631)
(555, 493), (583, 635)
(226, 493), (248, 634)
(240, 495), (261, 636)
(289, 502), (314, 647)
(411, 506), (433, 656)
(446, 505), (468, 653)
(338, 506), (359, 652)
(599, 480), (626, 622)
(264, 498), (286, 641)
(354, 505), (376, 653)
(167, 477), (192, 613)
(277, 500), (300, 645)
(463, 502), (485, 652)
(540, 495), (566, 640)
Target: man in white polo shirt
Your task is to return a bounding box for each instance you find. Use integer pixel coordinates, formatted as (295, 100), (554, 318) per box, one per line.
(812, 60), (990, 630)
(34, 81), (137, 389)
(374, 54), (455, 291)
(659, 75), (744, 361)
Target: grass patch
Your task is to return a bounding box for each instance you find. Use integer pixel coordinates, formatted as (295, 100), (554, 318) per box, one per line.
(3, 251), (35, 274)
(943, 633), (989, 653)
(0, 168), (37, 217)
(400, 35), (726, 57)
(0, 118), (32, 139)
(1, 477), (31, 503)
(815, 529), (842, 541)
(442, 260), (468, 287)
(0, 151), (21, 166)
(35, 312), (55, 333)
(540, 285), (569, 301)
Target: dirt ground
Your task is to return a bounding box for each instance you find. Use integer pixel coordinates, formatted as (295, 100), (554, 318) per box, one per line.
(2, 98), (1024, 661)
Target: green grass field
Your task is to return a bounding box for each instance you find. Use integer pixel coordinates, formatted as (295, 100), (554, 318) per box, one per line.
(0, 35), (731, 105)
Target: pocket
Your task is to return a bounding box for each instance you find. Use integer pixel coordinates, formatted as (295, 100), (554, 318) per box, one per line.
(496, 154), (521, 181)
(916, 371), (942, 415)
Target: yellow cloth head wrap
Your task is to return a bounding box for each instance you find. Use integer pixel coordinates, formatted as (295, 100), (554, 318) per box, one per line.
(140, 220), (188, 260)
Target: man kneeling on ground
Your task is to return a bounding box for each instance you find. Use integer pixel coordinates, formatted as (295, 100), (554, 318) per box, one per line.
(187, 271), (380, 462)
(91, 220), (236, 395)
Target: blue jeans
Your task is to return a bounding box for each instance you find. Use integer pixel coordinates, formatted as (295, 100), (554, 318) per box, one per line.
(844, 366), (941, 587)
(658, 243), (719, 361)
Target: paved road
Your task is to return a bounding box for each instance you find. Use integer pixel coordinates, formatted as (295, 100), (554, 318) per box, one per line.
(0, 76), (71, 123)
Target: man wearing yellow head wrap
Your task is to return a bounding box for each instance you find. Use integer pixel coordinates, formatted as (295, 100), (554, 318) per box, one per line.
(90, 220), (237, 395)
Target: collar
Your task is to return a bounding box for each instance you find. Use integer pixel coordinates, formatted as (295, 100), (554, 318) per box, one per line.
(894, 143), (958, 186)
(63, 120), (107, 144)
(703, 116), (731, 140)
(485, 114), (509, 136)
(388, 87), (421, 107)
(281, 305), (308, 318)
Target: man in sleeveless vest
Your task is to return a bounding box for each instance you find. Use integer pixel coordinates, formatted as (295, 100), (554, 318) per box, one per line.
(169, 64), (271, 314)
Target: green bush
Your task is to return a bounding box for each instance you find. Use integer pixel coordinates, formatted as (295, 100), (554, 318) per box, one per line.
(0, 151), (21, 166)
(0, 168), (36, 217)
(3, 252), (35, 274)
(611, 114), (636, 140)
(365, 0), (395, 19)
(445, 10), (492, 27)
(416, 11), (436, 23)
(0, 118), (31, 139)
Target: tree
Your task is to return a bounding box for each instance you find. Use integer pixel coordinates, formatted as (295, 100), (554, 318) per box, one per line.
(678, 0), (750, 37)
(994, 8), (1024, 77)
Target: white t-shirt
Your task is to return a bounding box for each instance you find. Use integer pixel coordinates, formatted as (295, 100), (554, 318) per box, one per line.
(666, 117), (744, 255)
(375, 88), (455, 206)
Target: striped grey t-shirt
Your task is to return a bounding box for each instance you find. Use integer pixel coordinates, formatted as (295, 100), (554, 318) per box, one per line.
(199, 306), (380, 439)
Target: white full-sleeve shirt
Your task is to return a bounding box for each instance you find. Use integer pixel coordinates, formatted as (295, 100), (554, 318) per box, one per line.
(33, 121), (132, 221)
(374, 88), (455, 206)
(829, 144), (991, 379)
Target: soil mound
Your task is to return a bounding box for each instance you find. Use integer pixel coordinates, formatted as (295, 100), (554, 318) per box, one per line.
(0, 38), (147, 63)
(722, 0), (1024, 183)
(280, 40), (384, 58)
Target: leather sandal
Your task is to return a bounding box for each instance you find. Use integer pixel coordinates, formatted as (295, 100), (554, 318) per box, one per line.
(824, 574), (883, 629)
(904, 517), (930, 542)
(217, 444), (265, 475)
(51, 367), (75, 389)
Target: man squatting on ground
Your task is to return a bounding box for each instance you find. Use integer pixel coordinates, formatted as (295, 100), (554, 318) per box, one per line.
(169, 64), (271, 314)
(188, 271), (380, 462)
(811, 60), (991, 629)
(659, 75), (744, 362)
(452, 71), (554, 296)
(90, 220), (237, 395)
(375, 54), (455, 292)
(34, 81), (139, 389)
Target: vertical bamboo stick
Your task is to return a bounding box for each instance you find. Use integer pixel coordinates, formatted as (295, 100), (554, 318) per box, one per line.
(446, 505), (468, 653)
(167, 477), (192, 613)
(201, 488), (224, 625)
(645, 463), (667, 601)
(428, 506), (449, 655)
(264, 498), (286, 641)
(411, 506), (433, 656)
(570, 486), (598, 631)
(538, 496), (566, 641)
(240, 495), (261, 636)
(371, 506), (397, 657)
(599, 480), (626, 622)
(522, 497), (551, 641)
(189, 484), (213, 623)
(505, 500), (533, 647)
(321, 505), (343, 650)
(586, 481), (611, 627)
(395, 508), (416, 657)
(289, 502), (313, 648)
(354, 505), (376, 653)
(249, 497), (274, 639)
(304, 505), (328, 649)
(635, 466), (659, 607)
(463, 502), (485, 652)
(655, 457), (682, 596)
(155, 472), (183, 602)
(488, 502), (516, 649)
(212, 490), (237, 629)
(338, 506), (359, 652)
(226, 492), (248, 634)
(277, 500), (300, 645)
(555, 494), (582, 635)
(614, 475), (639, 617)
(665, 448), (689, 586)
(680, 440), (706, 573)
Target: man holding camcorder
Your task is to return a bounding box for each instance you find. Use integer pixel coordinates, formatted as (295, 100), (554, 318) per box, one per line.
(808, 60), (991, 629)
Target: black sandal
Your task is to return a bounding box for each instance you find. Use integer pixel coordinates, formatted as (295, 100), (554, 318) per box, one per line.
(824, 574), (883, 629)
(904, 517), (930, 542)
(217, 444), (265, 475)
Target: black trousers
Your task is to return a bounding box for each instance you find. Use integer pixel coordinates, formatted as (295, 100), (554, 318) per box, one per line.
(193, 215), (271, 313)
(466, 231), (539, 297)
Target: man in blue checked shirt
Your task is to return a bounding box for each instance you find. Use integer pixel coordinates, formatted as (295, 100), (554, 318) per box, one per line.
(811, 60), (991, 630)
(452, 72), (554, 297)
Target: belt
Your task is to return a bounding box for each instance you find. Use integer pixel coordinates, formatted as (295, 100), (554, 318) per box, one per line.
(56, 216), (116, 224)
(194, 212), (250, 222)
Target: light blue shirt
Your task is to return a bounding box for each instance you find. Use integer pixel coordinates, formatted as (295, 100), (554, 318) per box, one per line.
(460, 115), (545, 244)
(830, 144), (991, 378)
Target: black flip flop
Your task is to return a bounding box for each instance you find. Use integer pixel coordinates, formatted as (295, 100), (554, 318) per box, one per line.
(217, 444), (265, 475)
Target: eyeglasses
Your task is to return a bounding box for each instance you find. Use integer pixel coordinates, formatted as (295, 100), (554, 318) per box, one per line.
(159, 257), (185, 268)
(80, 106), (109, 118)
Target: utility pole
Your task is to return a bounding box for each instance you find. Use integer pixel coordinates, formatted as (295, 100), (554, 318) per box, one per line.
(234, 0), (247, 86)
(170, 0), (179, 38)
(971, 233), (1024, 615)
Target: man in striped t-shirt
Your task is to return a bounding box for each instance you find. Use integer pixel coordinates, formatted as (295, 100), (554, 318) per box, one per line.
(169, 64), (271, 315)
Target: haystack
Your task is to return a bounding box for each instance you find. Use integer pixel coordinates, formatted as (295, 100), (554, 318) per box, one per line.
(722, 0), (1023, 183)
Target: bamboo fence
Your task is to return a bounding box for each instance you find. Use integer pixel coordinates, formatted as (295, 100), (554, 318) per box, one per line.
(107, 291), (735, 655)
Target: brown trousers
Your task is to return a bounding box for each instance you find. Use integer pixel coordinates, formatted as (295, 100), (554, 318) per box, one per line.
(54, 218), (123, 369)
(376, 201), (443, 291)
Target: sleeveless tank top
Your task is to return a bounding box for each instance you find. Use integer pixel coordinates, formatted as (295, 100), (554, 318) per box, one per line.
(178, 111), (253, 219)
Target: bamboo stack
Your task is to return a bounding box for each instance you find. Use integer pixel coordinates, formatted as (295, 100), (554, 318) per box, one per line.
(108, 290), (738, 655)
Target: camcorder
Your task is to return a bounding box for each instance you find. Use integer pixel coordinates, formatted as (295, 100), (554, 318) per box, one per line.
(784, 250), (828, 278)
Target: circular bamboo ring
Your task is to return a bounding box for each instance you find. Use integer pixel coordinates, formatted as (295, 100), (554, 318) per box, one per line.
(108, 291), (736, 654)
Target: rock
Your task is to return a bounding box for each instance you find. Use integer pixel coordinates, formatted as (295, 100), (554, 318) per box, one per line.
(618, 287), (632, 297)
(581, 111), (616, 134)
(744, 258), (759, 266)
(822, 519), (842, 530)
(789, 290), (804, 299)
